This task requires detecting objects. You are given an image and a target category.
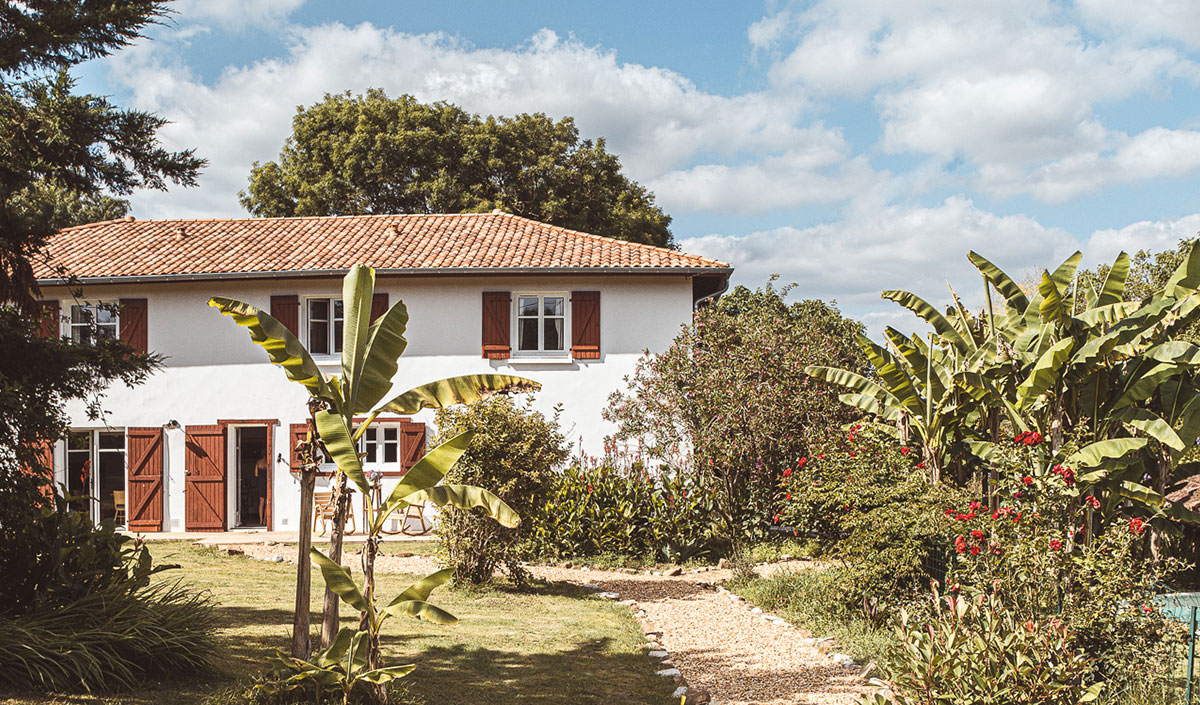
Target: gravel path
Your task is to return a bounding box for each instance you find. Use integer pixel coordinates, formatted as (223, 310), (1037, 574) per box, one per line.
(532, 564), (867, 705)
(222, 544), (866, 704)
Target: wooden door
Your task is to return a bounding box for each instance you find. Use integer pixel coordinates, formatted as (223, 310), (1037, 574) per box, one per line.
(126, 427), (164, 531)
(185, 425), (226, 531)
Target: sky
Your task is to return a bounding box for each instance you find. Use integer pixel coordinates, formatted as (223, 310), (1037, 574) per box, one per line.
(75, 0), (1200, 334)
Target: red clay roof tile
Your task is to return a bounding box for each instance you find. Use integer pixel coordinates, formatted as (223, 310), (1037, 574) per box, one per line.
(36, 212), (729, 281)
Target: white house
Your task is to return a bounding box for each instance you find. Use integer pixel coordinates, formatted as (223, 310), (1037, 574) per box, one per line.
(32, 211), (731, 533)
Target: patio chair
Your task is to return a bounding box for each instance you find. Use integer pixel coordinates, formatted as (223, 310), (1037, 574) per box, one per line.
(313, 490), (356, 537)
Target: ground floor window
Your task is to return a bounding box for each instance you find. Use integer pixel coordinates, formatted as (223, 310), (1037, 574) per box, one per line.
(65, 429), (126, 526)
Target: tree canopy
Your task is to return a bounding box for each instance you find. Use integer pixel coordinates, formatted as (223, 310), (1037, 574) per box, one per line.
(240, 90), (674, 248)
(0, 0), (203, 313)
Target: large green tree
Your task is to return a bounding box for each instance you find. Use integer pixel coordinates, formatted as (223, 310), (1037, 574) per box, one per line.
(240, 90), (674, 247)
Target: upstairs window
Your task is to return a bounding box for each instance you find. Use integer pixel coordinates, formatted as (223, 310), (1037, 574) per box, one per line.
(70, 303), (118, 344)
(307, 298), (344, 356)
(515, 293), (566, 355)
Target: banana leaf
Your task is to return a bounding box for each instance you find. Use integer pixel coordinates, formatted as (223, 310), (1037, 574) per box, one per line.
(208, 297), (333, 403)
(310, 548), (368, 612)
(377, 374), (540, 415)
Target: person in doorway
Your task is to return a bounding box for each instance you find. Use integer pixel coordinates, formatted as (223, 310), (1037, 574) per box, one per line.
(254, 453), (269, 525)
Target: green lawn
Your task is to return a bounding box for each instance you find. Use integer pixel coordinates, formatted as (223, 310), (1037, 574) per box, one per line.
(1, 542), (674, 705)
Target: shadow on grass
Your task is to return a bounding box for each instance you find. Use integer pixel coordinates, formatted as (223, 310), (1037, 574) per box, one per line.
(396, 639), (676, 705)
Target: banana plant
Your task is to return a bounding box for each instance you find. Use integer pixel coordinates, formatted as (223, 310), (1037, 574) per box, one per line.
(209, 264), (539, 653)
(257, 430), (519, 705)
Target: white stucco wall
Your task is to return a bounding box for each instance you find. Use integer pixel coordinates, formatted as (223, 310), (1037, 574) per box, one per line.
(44, 274), (695, 531)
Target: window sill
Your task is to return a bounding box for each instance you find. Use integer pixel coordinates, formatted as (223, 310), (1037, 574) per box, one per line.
(507, 357), (577, 365)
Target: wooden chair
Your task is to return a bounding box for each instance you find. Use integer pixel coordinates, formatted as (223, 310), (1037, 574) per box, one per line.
(113, 490), (126, 526)
(399, 500), (430, 536)
(314, 491), (357, 537)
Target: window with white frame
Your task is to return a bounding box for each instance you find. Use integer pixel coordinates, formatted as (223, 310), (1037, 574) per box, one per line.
(69, 303), (118, 344)
(514, 293), (567, 355)
(306, 298), (344, 356)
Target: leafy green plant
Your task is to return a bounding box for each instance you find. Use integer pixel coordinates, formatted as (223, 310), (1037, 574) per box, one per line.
(0, 578), (216, 693)
(524, 454), (721, 563)
(864, 589), (1104, 705)
(433, 396), (570, 584)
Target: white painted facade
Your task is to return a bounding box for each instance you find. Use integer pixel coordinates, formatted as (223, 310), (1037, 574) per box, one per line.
(40, 274), (697, 532)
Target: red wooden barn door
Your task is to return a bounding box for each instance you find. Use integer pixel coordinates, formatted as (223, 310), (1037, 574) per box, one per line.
(185, 425), (226, 531)
(126, 427), (164, 531)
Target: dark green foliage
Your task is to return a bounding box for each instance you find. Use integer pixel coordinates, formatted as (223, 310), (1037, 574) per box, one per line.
(0, 0), (203, 311)
(777, 425), (967, 619)
(240, 90), (672, 247)
(605, 279), (869, 549)
(0, 578), (217, 693)
(525, 461), (721, 564)
(433, 396), (570, 584)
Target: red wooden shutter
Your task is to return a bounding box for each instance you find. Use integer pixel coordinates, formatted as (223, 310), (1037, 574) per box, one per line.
(399, 421), (427, 474)
(481, 291), (511, 359)
(271, 295), (300, 336)
(289, 423), (309, 472)
(36, 300), (59, 339)
(184, 425), (226, 531)
(371, 293), (388, 323)
(571, 291), (601, 360)
(119, 298), (148, 353)
(126, 427), (164, 531)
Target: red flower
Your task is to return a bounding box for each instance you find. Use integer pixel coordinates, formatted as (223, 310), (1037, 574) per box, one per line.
(1049, 539), (1063, 551)
(1129, 517), (1147, 535)
(1085, 495), (1101, 510)
(1022, 476), (1034, 486)
(970, 530), (984, 540)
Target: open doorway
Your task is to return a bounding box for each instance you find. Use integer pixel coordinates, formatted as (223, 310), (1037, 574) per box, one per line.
(235, 426), (269, 528)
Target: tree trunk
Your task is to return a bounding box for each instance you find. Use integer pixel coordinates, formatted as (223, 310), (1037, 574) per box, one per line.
(359, 536), (384, 705)
(320, 470), (352, 648)
(291, 417), (319, 659)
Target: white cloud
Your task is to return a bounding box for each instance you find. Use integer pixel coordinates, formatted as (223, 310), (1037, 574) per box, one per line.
(679, 197), (1078, 335)
(171, 0), (306, 31)
(107, 23), (835, 218)
(1078, 0), (1200, 49)
(1084, 213), (1200, 264)
(758, 0), (1200, 201)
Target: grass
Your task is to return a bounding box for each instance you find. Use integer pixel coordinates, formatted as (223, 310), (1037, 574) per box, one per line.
(0, 541), (675, 705)
(729, 569), (898, 666)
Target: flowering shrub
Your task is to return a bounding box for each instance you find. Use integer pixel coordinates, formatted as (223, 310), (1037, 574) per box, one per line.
(775, 424), (967, 619)
(897, 436), (1189, 695)
(864, 586), (1104, 705)
(604, 280), (869, 547)
(523, 455), (720, 563)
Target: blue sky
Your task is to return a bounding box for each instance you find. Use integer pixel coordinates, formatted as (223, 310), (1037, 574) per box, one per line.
(78, 0), (1200, 332)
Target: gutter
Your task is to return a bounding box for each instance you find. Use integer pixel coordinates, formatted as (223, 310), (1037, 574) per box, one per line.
(37, 266), (735, 287)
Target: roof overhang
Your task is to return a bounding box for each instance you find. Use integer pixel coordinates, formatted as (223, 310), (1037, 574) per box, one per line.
(37, 266), (735, 287)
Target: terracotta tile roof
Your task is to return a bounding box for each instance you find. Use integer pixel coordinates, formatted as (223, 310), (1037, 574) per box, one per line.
(35, 211), (730, 282)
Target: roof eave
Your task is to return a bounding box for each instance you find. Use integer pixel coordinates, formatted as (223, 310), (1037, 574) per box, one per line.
(36, 265), (734, 286)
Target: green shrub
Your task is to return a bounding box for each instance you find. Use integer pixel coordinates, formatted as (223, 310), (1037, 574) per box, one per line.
(865, 588), (1103, 705)
(777, 424), (967, 616)
(433, 395), (569, 584)
(0, 578), (217, 693)
(525, 458), (721, 563)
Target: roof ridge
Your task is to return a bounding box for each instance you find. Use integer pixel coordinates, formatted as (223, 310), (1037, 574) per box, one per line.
(495, 211), (728, 267)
